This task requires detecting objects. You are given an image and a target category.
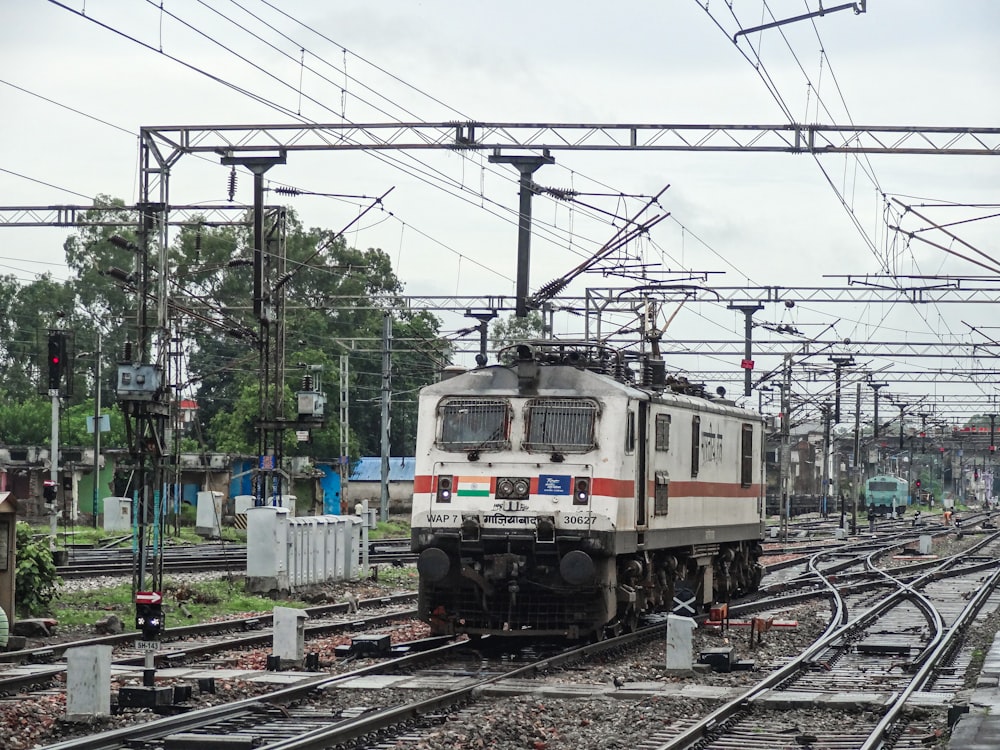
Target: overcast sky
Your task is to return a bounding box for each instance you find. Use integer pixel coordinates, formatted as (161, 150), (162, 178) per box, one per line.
(2, 1), (999, 422)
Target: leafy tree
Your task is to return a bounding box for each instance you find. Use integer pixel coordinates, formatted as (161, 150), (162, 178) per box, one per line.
(0, 393), (51, 445)
(175, 215), (450, 457)
(1, 199), (452, 463)
(0, 275), (75, 400)
(60, 197), (143, 406)
(209, 378), (277, 454)
(60, 399), (127, 447)
(490, 312), (545, 362)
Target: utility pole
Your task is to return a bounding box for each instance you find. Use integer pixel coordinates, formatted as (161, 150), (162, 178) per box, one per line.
(45, 329), (69, 548)
(339, 354), (350, 513)
(91, 332), (102, 529)
(487, 152), (554, 317)
(465, 309), (498, 367)
(821, 403), (831, 519)
(379, 313), (393, 523)
(869, 381), (887, 474)
(780, 354), (791, 542)
(990, 414), (997, 507)
(853, 382), (861, 534)
(220, 153), (286, 507)
(829, 355), (855, 423)
(49, 382), (60, 547)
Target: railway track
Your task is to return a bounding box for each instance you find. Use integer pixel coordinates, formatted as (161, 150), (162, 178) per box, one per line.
(636, 529), (1000, 749)
(15, 524), (997, 749)
(56, 538), (416, 578)
(26, 616), (672, 750)
(0, 592), (420, 695)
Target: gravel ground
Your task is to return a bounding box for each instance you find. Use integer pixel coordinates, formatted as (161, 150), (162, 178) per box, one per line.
(4, 555), (988, 750)
(408, 693), (707, 750)
(529, 600), (832, 690)
(2, 572), (424, 749)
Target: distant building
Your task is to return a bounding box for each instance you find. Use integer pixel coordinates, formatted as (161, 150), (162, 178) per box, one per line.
(346, 457), (415, 513)
(177, 399), (198, 432)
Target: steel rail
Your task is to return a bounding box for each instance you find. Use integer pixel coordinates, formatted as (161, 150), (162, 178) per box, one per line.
(0, 592), (417, 665)
(34, 620), (668, 750)
(248, 624), (670, 750)
(862, 566), (1000, 750)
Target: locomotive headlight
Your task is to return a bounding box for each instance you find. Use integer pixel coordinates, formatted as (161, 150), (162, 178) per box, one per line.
(496, 476), (530, 500)
(573, 477), (590, 505)
(496, 478), (515, 499)
(436, 475), (452, 503)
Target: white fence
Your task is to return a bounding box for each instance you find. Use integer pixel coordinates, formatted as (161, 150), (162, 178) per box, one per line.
(246, 506), (363, 594)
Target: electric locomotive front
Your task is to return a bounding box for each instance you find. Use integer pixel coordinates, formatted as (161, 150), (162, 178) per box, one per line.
(411, 343), (765, 640)
(866, 475), (909, 516)
(411, 351), (632, 639)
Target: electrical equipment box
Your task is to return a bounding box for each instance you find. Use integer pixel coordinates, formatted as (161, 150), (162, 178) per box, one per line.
(297, 390), (325, 420)
(116, 364), (163, 401)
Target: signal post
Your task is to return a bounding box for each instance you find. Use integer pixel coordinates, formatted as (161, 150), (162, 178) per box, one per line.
(45, 330), (70, 548)
(117, 590), (167, 708)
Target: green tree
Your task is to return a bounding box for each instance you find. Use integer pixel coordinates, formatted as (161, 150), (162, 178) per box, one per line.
(0, 275), (75, 401)
(0, 393), (50, 444)
(490, 312), (545, 362)
(60, 399), (127, 447)
(61, 197), (143, 406)
(175, 215), (450, 458)
(1, 200), (452, 463)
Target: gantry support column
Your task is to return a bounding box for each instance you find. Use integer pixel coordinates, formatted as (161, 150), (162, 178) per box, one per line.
(488, 152), (554, 317)
(221, 154), (286, 505)
(728, 303), (763, 397)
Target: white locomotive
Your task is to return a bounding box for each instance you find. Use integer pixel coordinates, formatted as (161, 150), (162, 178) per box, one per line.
(411, 341), (765, 639)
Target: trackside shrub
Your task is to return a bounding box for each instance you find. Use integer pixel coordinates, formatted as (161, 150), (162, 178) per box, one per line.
(15, 522), (62, 616)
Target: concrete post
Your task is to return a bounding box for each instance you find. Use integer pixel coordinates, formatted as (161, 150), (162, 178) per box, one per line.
(66, 645), (112, 719)
(665, 614), (698, 672)
(273, 606), (309, 664)
(919, 534), (933, 555)
(195, 490), (224, 538)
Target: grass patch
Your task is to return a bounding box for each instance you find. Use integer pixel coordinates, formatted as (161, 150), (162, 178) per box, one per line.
(370, 517), (410, 539)
(965, 647), (987, 689)
(371, 564), (419, 589)
(35, 523), (246, 550)
(54, 576), (314, 629)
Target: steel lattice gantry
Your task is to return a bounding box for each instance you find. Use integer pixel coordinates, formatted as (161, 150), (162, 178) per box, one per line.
(136, 120), (1000, 210)
(138, 120), (1000, 158)
(0, 204), (269, 227)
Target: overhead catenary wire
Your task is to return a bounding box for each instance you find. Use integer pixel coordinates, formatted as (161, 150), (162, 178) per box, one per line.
(696, 0), (987, 409)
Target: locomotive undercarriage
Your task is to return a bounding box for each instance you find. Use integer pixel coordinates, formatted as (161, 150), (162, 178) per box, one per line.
(417, 531), (764, 640)
(418, 534), (617, 639)
(609, 540), (764, 634)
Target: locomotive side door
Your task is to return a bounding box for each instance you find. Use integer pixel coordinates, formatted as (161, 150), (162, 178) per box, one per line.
(636, 400), (649, 528)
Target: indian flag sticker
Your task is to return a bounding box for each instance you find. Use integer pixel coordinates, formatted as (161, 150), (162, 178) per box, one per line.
(456, 476), (493, 497)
